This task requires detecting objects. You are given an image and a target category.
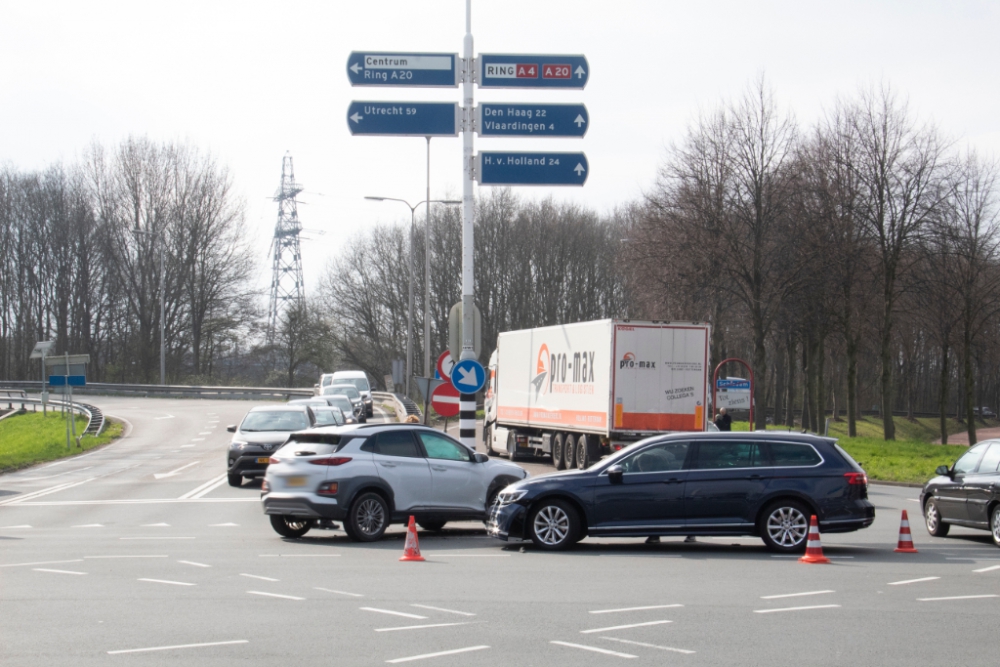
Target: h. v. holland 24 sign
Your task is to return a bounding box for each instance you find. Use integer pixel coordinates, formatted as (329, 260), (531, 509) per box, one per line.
(477, 152), (588, 186)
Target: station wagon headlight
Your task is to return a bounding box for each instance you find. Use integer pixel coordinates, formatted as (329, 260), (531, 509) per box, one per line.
(498, 488), (528, 504)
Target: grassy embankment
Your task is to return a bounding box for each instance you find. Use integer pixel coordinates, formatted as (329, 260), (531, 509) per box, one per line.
(0, 411), (123, 472)
(734, 415), (993, 484)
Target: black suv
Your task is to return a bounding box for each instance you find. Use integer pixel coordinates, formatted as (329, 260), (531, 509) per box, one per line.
(488, 432), (874, 552)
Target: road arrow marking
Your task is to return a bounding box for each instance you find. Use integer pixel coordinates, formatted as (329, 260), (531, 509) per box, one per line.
(575, 66), (586, 78)
(350, 62), (362, 74)
(154, 461), (200, 480)
(574, 114), (586, 127)
(350, 112), (363, 123)
(574, 163), (586, 175)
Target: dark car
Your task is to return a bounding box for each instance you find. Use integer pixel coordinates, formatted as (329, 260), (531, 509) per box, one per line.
(921, 439), (1000, 547)
(488, 432), (874, 552)
(226, 405), (315, 487)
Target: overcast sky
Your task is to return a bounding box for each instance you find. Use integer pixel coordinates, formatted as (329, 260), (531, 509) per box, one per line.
(2, 1), (997, 291)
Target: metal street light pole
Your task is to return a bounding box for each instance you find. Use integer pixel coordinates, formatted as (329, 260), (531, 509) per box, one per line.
(425, 137), (432, 381)
(365, 195), (461, 399)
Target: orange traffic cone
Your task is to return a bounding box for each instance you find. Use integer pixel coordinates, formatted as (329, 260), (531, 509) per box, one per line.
(799, 515), (830, 564)
(399, 515), (425, 562)
(894, 510), (918, 553)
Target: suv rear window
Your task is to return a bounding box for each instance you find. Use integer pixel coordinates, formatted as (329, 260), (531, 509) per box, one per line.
(770, 442), (822, 467)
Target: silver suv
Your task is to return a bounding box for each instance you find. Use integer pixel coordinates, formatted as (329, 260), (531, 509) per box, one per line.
(262, 424), (527, 541)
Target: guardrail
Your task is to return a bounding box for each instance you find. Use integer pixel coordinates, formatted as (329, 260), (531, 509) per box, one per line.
(0, 395), (104, 438)
(372, 391), (417, 422)
(0, 380), (313, 401)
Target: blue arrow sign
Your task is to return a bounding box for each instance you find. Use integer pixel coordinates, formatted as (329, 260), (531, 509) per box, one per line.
(478, 103), (588, 138)
(477, 152), (588, 186)
(478, 54), (588, 89)
(348, 101), (459, 137)
(716, 379), (751, 390)
(347, 52), (459, 87)
(451, 359), (486, 394)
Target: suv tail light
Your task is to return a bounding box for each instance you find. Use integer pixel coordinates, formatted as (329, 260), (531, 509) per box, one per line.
(317, 482), (339, 496)
(844, 472), (868, 486)
(309, 457), (352, 466)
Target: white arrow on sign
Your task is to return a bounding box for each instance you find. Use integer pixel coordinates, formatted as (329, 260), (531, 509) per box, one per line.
(154, 461), (201, 480)
(350, 62), (362, 74)
(350, 112), (363, 123)
(456, 366), (477, 388)
(575, 66), (586, 78)
(574, 163), (586, 176)
(573, 114), (586, 127)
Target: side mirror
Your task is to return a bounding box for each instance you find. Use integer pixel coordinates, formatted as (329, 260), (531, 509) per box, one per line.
(608, 464), (624, 484)
(935, 465), (951, 476)
(227, 425), (236, 433)
(474, 452), (489, 463)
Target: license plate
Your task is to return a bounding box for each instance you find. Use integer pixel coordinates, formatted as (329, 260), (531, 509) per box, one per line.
(286, 476), (307, 487)
(257, 457), (270, 464)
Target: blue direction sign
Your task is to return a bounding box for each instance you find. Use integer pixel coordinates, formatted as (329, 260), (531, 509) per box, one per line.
(717, 378), (751, 390)
(451, 359), (486, 394)
(347, 52), (459, 87)
(348, 101), (459, 137)
(478, 54), (588, 89)
(478, 103), (588, 138)
(478, 152), (588, 187)
(49, 375), (85, 387)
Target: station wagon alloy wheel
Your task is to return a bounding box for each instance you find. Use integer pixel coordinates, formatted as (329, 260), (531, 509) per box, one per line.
(992, 507), (1000, 547)
(528, 500), (580, 550)
(765, 505), (808, 550)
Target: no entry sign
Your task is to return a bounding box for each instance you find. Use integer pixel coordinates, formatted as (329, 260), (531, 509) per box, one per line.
(431, 382), (460, 418)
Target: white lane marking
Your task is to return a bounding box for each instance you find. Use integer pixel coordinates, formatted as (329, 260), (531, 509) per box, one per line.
(198, 431), (211, 435)
(139, 578), (196, 587)
(430, 553), (510, 558)
(315, 587), (364, 597)
(754, 605), (842, 614)
(360, 607), (428, 620)
(192, 438), (205, 441)
(3, 525), (32, 529)
(0, 559), (83, 568)
(917, 594), (999, 602)
(259, 554), (340, 557)
(16, 498), (259, 507)
(241, 573), (279, 582)
(247, 591), (304, 601)
(120, 537), (195, 540)
(33, 568), (87, 575)
(73, 523), (104, 528)
(589, 604), (683, 614)
(907, 498), (920, 502)
(181, 445), (196, 448)
(888, 577), (940, 586)
(599, 637), (696, 654)
(974, 565), (1000, 573)
(946, 557), (1000, 561)
(179, 560), (211, 568)
(386, 645), (490, 663)
(154, 414), (175, 420)
(411, 604), (475, 616)
(760, 590), (835, 599)
(188, 475), (230, 500)
(550, 641), (636, 659)
(15, 466), (94, 482)
(179, 474), (229, 500)
(142, 523), (170, 527)
(107, 640), (247, 655)
(154, 461), (201, 479)
(0, 477), (96, 505)
(580, 620), (672, 634)
(85, 555), (167, 559)
(376, 622), (473, 632)
(211, 523), (239, 527)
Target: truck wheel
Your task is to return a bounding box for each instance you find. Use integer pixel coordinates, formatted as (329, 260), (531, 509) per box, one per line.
(576, 434), (590, 469)
(552, 433), (566, 470)
(484, 424), (495, 456)
(507, 431), (518, 460)
(564, 436), (578, 469)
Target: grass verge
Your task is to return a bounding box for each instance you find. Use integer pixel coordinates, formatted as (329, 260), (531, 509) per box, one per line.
(731, 415), (990, 484)
(0, 411), (123, 472)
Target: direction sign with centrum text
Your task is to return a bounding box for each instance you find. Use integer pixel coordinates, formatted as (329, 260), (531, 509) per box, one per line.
(347, 101), (460, 137)
(347, 52), (459, 87)
(478, 54), (588, 89)
(477, 152), (588, 186)
(477, 103), (588, 138)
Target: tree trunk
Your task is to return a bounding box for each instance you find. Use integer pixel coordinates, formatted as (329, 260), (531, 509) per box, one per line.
(752, 313), (767, 431)
(785, 336), (797, 427)
(846, 333), (858, 437)
(964, 321), (977, 446)
(939, 342), (950, 445)
(880, 295), (896, 440)
(774, 337), (786, 427)
(802, 338), (812, 433)
(815, 334), (826, 433)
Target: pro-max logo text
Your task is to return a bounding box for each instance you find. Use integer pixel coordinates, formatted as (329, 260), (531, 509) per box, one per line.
(620, 352), (656, 369)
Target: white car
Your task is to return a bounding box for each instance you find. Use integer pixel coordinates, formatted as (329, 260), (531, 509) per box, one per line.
(262, 423), (528, 541)
(318, 371), (374, 417)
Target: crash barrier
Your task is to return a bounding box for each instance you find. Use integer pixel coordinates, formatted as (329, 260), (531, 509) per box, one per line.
(371, 391), (421, 423)
(0, 380), (312, 401)
(0, 395), (104, 437)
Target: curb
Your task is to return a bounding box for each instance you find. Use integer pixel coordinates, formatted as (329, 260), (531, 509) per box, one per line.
(870, 480), (924, 489)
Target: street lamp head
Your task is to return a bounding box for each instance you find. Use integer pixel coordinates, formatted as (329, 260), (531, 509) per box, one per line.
(439, 200), (463, 205)
(364, 196), (386, 202)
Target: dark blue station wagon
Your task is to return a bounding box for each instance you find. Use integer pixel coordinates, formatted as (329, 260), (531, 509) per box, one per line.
(488, 432), (874, 552)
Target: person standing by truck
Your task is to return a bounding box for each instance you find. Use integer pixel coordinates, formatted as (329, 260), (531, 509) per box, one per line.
(714, 407), (732, 431)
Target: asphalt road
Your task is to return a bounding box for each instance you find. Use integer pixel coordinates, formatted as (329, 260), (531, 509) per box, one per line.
(2, 396), (999, 666)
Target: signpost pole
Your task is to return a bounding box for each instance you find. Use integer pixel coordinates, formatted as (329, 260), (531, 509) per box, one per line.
(424, 137), (431, 385)
(40, 347), (47, 416)
(459, 0), (477, 451)
(64, 351), (70, 449)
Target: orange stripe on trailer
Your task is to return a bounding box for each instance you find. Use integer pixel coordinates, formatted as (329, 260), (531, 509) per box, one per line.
(619, 412), (699, 431)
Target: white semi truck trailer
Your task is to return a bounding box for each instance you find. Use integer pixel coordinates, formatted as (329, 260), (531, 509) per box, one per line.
(484, 319), (711, 468)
